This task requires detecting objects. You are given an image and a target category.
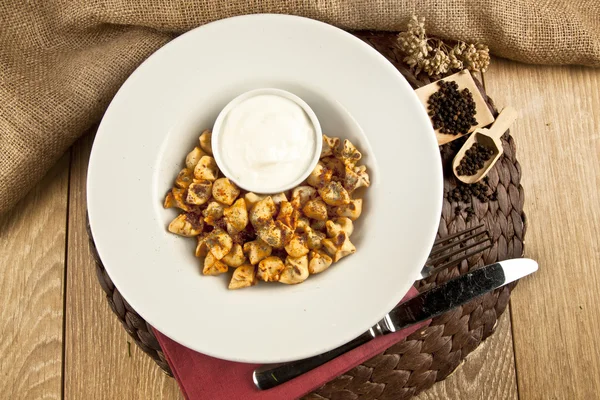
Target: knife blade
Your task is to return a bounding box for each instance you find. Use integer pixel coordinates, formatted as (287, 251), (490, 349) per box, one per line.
(253, 258), (538, 390)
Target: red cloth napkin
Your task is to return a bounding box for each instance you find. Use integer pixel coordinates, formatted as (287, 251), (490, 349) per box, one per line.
(154, 287), (428, 400)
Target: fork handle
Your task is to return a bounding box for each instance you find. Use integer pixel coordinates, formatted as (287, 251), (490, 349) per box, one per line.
(253, 330), (375, 390)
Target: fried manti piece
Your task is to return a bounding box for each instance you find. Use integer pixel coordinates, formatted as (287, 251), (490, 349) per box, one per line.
(311, 219), (326, 232)
(308, 249), (333, 274)
(202, 201), (225, 226)
(243, 238), (272, 265)
(343, 165), (370, 193)
(321, 156), (345, 178)
(203, 252), (228, 276)
(244, 192), (266, 209)
(221, 243), (246, 267)
(318, 181), (350, 206)
(290, 186), (317, 209)
(302, 198), (328, 221)
(249, 196), (276, 227)
(212, 178), (240, 206)
(321, 134), (340, 158)
(279, 255), (309, 284)
(168, 213), (203, 237)
(322, 232), (356, 262)
(164, 188), (190, 211)
(326, 217), (354, 237)
(230, 225), (256, 245)
(276, 201), (299, 230)
(257, 256), (285, 282)
(284, 234), (309, 258)
(307, 162), (332, 188)
(163, 191), (176, 208)
(193, 155), (219, 181)
(195, 234), (209, 257)
(334, 198), (363, 221)
(175, 168), (194, 189)
(186, 146), (208, 170)
(186, 180), (212, 205)
(306, 228), (325, 250)
(228, 264), (257, 289)
(271, 192), (288, 206)
(199, 129), (213, 155)
(354, 165), (368, 176)
(205, 228), (233, 260)
(276, 220), (294, 245)
(296, 217), (310, 232)
(224, 198), (248, 234)
(257, 220), (293, 249)
(334, 139), (362, 167)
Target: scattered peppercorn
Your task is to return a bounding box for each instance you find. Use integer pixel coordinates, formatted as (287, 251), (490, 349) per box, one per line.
(428, 80), (478, 136)
(446, 181), (497, 204)
(456, 143), (494, 176)
(465, 206), (476, 222)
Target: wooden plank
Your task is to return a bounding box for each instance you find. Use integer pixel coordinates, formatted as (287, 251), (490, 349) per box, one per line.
(0, 153), (70, 400)
(416, 311), (517, 400)
(63, 131), (183, 399)
(486, 59), (600, 399)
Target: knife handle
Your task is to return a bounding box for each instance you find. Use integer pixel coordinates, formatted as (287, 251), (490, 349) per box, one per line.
(253, 328), (381, 390)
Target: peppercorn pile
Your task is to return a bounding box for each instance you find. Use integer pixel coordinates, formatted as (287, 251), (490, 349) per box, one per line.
(446, 177), (497, 222)
(428, 80), (478, 136)
(456, 143), (494, 176)
(447, 178), (496, 203)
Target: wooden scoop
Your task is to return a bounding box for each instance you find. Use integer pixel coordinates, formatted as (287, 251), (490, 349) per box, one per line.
(452, 107), (519, 184)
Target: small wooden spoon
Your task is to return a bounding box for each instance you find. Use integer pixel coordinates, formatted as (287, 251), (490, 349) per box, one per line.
(452, 106), (518, 184)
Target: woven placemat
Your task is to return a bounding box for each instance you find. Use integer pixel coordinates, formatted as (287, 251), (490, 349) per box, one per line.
(88, 31), (526, 400)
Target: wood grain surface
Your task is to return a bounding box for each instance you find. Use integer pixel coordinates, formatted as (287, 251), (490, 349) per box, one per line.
(0, 154), (70, 400)
(1, 59), (599, 400)
(486, 59), (600, 400)
(62, 132), (183, 400)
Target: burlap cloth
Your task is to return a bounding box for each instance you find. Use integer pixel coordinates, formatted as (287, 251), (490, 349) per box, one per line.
(1, 1), (599, 214)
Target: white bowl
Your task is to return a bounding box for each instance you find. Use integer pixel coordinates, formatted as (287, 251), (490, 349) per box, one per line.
(211, 87), (323, 193)
(87, 14), (442, 363)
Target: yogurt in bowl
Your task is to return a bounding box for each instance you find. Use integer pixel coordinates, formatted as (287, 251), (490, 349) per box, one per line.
(212, 88), (322, 193)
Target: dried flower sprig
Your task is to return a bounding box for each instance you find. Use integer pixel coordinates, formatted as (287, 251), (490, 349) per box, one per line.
(397, 16), (490, 76)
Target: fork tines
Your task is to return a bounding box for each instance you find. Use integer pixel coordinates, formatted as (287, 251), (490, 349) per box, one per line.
(427, 224), (492, 271)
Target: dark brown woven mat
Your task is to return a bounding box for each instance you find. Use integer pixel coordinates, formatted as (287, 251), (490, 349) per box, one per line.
(87, 31), (526, 400)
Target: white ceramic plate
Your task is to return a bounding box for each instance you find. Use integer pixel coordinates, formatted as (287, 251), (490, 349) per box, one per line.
(88, 14), (442, 363)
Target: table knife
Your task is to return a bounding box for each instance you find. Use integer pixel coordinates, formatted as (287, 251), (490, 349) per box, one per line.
(253, 258), (538, 390)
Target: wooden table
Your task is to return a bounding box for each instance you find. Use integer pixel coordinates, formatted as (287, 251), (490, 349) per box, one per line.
(1, 58), (599, 400)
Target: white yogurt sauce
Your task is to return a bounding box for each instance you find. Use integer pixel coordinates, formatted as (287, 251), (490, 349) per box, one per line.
(218, 94), (316, 192)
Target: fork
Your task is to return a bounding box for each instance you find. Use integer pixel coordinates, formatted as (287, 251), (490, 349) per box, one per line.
(419, 224), (492, 279)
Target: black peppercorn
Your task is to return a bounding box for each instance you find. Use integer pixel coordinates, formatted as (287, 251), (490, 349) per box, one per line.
(445, 180), (496, 205)
(428, 80), (478, 136)
(456, 142), (494, 176)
